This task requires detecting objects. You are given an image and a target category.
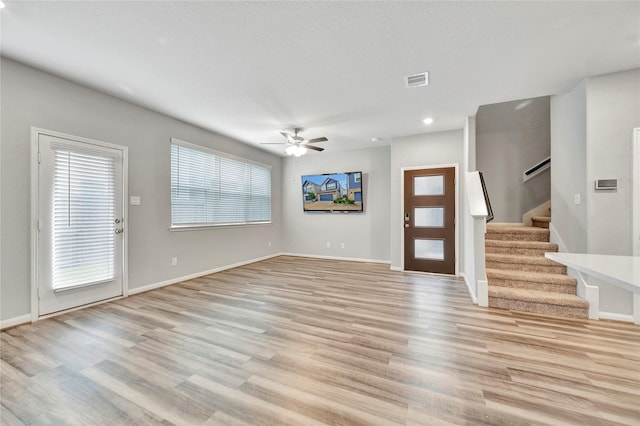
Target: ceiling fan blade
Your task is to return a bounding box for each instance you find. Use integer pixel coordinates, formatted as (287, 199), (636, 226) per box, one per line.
(306, 137), (328, 143)
(306, 145), (324, 152)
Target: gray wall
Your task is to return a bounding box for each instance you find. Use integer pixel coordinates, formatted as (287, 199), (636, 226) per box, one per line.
(550, 81), (587, 253)
(282, 146), (390, 262)
(585, 69), (639, 314)
(476, 97), (551, 223)
(0, 58), (283, 322)
(390, 130), (463, 270)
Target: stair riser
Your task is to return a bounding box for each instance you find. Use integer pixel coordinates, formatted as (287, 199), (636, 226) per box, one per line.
(485, 246), (556, 256)
(489, 297), (588, 319)
(488, 278), (576, 294)
(531, 220), (550, 229)
(485, 232), (549, 242)
(485, 260), (566, 274)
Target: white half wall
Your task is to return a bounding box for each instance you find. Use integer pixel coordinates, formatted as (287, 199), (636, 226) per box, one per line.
(389, 130), (464, 270)
(0, 58), (283, 322)
(462, 117), (478, 300)
(282, 147), (391, 262)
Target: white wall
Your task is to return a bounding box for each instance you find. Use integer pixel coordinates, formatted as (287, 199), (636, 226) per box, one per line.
(585, 69), (640, 315)
(0, 58), (283, 322)
(550, 68), (640, 317)
(550, 80), (587, 253)
(476, 96), (551, 223)
(389, 130), (464, 270)
(282, 146), (390, 262)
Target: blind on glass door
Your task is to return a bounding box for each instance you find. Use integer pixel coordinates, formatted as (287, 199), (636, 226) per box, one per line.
(171, 141), (271, 227)
(52, 147), (116, 289)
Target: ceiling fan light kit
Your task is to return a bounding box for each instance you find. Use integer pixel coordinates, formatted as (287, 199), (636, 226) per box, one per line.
(285, 145), (308, 157)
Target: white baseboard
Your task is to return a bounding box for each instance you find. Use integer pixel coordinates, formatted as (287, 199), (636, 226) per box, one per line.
(280, 252), (390, 265)
(548, 223), (568, 253)
(460, 272), (478, 304)
(598, 311), (635, 323)
(0, 314), (31, 330)
(389, 266), (402, 272)
(129, 253), (282, 296)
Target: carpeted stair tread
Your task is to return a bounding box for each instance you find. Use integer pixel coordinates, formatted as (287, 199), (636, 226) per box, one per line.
(489, 287), (589, 309)
(531, 216), (551, 229)
(531, 216), (551, 223)
(486, 268), (577, 294)
(486, 224), (550, 242)
(485, 253), (564, 268)
(486, 268), (576, 286)
(485, 239), (558, 253)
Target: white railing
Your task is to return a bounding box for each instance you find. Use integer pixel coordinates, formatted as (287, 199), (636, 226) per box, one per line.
(466, 171), (489, 306)
(523, 156), (551, 182)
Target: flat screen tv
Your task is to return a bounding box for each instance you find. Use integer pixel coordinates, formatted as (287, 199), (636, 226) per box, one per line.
(301, 171), (363, 213)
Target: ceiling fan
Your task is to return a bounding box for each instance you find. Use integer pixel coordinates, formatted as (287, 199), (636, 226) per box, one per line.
(261, 128), (328, 156)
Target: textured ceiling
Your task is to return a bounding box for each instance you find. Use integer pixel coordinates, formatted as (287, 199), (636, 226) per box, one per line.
(2, 1), (639, 156)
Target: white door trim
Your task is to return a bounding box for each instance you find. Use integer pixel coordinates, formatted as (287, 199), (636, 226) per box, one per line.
(30, 127), (128, 322)
(633, 128), (639, 324)
(633, 128), (640, 257)
(400, 163), (459, 275)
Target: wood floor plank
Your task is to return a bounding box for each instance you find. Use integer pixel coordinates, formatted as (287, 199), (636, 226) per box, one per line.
(1, 255), (639, 425)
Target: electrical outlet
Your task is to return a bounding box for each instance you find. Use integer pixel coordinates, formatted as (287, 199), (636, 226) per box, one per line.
(326, 242), (331, 248)
(574, 193), (581, 205)
(341, 242), (345, 249)
(171, 257), (178, 266)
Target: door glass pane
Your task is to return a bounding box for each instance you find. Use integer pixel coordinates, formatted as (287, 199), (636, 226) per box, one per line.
(414, 207), (444, 227)
(414, 175), (444, 196)
(414, 239), (444, 260)
(52, 148), (116, 289)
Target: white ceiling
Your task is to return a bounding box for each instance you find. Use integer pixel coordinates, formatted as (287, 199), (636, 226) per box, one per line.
(2, 1), (639, 156)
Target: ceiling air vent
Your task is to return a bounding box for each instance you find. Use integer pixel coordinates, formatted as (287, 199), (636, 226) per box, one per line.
(405, 72), (429, 88)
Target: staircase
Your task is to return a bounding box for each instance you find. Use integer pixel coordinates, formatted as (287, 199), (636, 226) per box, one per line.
(485, 216), (589, 319)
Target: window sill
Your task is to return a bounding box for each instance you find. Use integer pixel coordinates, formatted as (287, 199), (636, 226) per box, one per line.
(169, 221), (272, 231)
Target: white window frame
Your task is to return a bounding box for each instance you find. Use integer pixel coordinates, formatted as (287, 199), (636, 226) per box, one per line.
(170, 138), (272, 230)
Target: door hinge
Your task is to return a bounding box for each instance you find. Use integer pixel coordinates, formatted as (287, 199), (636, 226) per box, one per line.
(37, 151), (41, 164)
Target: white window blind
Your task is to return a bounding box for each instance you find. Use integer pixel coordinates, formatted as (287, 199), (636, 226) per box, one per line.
(170, 140), (272, 227)
(52, 146), (116, 290)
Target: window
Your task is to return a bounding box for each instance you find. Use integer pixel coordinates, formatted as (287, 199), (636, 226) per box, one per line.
(354, 172), (361, 183)
(326, 181), (337, 190)
(170, 139), (271, 228)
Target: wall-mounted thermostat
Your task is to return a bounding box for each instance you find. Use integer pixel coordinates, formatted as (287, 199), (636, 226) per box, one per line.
(595, 179), (617, 190)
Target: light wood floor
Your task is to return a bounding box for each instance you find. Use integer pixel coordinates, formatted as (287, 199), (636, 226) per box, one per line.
(2, 256), (639, 425)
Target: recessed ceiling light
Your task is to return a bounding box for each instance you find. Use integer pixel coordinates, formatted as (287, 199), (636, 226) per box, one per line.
(423, 117), (434, 125)
(0, 2), (6, 9)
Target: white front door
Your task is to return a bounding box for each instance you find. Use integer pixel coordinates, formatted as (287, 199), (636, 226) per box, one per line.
(36, 131), (126, 316)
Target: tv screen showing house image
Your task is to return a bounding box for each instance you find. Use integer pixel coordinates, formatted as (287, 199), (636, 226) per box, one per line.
(301, 171), (363, 213)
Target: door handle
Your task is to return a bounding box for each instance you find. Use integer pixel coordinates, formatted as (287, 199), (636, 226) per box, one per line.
(405, 223), (410, 228)
(115, 228), (123, 234)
